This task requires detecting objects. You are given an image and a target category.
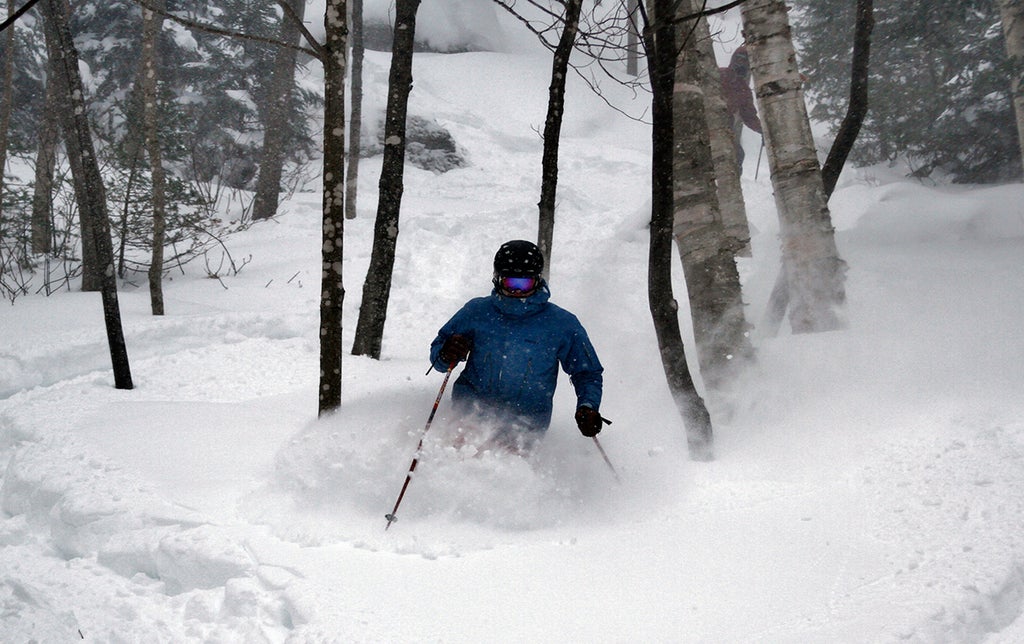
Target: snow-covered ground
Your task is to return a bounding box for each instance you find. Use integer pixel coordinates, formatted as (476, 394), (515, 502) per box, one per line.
(4, 32), (1024, 644)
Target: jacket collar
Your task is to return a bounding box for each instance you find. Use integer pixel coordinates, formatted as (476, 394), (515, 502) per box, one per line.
(490, 281), (550, 319)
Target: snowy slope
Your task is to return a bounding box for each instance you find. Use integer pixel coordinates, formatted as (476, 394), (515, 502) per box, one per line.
(3, 40), (1024, 644)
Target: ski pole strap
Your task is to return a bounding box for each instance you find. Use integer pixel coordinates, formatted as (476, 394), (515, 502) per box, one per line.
(425, 360), (459, 376)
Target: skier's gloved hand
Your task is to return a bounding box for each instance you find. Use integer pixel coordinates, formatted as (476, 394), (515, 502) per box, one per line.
(575, 406), (603, 437)
(439, 334), (472, 365)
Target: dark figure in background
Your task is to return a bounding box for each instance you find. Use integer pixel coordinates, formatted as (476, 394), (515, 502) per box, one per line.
(430, 240), (604, 454)
(719, 46), (763, 174)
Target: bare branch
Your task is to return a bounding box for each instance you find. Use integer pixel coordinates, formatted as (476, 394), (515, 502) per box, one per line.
(274, 0), (326, 61)
(130, 0), (322, 60)
(1, 0), (42, 33)
(674, 0), (747, 24)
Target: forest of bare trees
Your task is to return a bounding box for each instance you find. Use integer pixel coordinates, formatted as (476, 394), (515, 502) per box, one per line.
(1, 0), (1022, 458)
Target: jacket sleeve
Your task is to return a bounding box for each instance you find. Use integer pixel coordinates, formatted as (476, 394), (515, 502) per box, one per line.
(561, 320), (604, 411)
(736, 84), (762, 133)
(430, 304), (471, 372)
(721, 69), (762, 134)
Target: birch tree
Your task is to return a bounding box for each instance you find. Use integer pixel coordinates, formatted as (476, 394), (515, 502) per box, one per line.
(351, 0), (420, 359)
(692, 12), (751, 257)
(671, 0), (754, 391)
(998, 0), (1024, 176)
(765, 0), (873, 336)
(742, 0), (846, 333)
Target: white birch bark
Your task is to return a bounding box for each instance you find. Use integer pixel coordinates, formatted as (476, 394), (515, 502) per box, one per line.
(672, 0), (754, 390)
(692, 12), (752, 256)
(741, 0), (846, 333)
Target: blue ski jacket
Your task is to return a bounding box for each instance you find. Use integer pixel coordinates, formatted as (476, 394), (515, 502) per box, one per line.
(430, 284), (603, 432)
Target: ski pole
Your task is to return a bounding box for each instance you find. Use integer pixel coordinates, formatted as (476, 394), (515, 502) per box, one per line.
(592, 435), (621, 484)
(589, 415), (620, 483)
(385, 362), (456, 530)
(754, 135), (765, 180)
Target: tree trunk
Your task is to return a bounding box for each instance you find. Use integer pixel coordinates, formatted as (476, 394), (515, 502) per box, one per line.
(692, 10), (751, 257)
(42, 0), (133, 389)
(672, 0), (754, 392)
(39, 2), (99, 290)
(626, 0), (640, 77)
(345, 0), (364, 220)
(742, 0), (846, 334)
(1, 0), (17, 238)
(141, 1), (167, 315)
(116, 142), (142, 279)
(763, 0), (871, 337)
(30, 68), (58, 255)
(319, 0), (349, 416)
(252, 0), (306, 221)
(537, 0), (582, 279)
(998, 0), (1024, 176)
(644, 0), (714, 462)
(821, 0), (874, 198)
(351, 0), (420, 360)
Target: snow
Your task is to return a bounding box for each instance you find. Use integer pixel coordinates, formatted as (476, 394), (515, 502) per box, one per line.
(5, 21), (1024, 644)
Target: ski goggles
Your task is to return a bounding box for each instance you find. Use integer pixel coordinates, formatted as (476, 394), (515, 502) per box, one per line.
(497, 275), (538, 296)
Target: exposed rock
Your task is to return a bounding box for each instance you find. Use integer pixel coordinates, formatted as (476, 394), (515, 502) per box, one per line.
(362, 114), (468, 174)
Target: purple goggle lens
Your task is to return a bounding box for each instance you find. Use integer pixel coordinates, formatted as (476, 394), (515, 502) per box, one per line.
(500, 276), (537, 294)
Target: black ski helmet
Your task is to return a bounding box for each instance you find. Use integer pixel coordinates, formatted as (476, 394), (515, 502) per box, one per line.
(493, 240), (544, 277)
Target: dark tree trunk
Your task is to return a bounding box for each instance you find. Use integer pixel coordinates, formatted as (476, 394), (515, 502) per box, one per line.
(318, 0), (349, 415)
(626, 0), (640, 77)
(351, 0), (420, 359)
(141, 1), (167, 315)
(116, 143), (142, 279)
(0, 0), (14, 234)
(39, 3), (100, 290)
(252, 0), (306, 221)
(30, 69), (58, 255)
(537, 0), (581, 278)
(42, 0), (133, 389)
(345, 0), (364, 220)
(643, 0), (714, 461)
(820, 0), (873, 198)
(31, 52), (61, 256)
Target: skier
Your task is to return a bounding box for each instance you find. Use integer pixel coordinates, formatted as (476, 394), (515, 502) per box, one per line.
(719, 46), (763, 174)
(430, 240), (604, 453)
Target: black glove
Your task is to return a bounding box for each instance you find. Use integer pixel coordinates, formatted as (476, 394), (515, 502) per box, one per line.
(575, 406), (603, 437)
(439, 334), (472, 365)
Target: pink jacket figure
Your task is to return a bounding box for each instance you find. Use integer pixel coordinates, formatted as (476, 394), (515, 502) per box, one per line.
(719, 47), (762, 173)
